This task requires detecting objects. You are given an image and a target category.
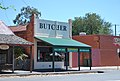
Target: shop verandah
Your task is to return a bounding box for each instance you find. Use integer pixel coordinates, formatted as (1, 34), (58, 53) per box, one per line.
(35, 37), (92, 71)
(0, 21), (33, 73)
(0, 34), (33, 73)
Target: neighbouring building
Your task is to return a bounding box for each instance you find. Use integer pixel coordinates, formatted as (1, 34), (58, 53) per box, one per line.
(10, 15), (91, 71)
(0, 21), (33, 72)
(73, 35), (120, 67)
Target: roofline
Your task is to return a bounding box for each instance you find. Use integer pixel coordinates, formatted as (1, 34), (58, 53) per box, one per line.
(9, 25), (28, 32)
(0, 43), (33, 46)
(73, 34), (114, 37)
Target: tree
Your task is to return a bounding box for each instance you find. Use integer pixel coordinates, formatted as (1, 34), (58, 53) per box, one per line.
(13, 6), (41, 25)
(14, 46), (26, 59)
(0, 3), (16, 10)
(72, 13), (113, 35)
(14, 46), (28, 69)
(0, 3), (9, 10)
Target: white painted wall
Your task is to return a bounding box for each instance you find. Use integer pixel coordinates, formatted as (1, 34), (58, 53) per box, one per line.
(69, 52), (72, 68)
(34, 38), (37, 69)
(33, 16), (71, 69)
(34, 62), (64, 69)
(35, 18), (69, 39)
(33, 35), (64, 69)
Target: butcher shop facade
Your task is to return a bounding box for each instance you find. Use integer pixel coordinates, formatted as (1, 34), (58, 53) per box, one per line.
(10, 15), (91, 71)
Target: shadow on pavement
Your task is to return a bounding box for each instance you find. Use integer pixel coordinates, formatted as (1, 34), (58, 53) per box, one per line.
(0, 71), (14, 74)
(34, 69), (79, 72)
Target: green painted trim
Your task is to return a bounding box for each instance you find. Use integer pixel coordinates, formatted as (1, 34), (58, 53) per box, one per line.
(67, 48), (78, 52)
(54, 47), (66, 52)
(79, 48), (90, 52)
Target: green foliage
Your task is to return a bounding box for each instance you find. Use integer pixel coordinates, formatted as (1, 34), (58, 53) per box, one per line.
(14, 46), (28, 69)
(0, 3), (9, 10)
(16, 54), (28, 61)
(0, 3), (16, 10)
(72, 13), (113, 35)
(14, 46), (25, 58)
(13, 6), (41, 25)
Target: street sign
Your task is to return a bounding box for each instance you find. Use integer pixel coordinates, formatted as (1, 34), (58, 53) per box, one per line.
(54, 47), (66, 52)
(79, 48), (90, 52)
(67, 48), (78, 52)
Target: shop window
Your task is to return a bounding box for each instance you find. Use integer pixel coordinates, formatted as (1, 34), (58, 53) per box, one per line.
(37, 49), (65, 62)
(0, 50), (7, 64)
(0, 54), (6, 64)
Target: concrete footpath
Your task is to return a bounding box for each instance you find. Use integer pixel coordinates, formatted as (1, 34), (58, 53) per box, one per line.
(0, 66), (119, 77)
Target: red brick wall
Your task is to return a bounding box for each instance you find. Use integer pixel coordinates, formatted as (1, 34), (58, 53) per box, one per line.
(12, 14), (35, 58)
(92, 49), (101, 66)
(72, 52), (90, 67)
(14, 31), (27, 39)
(99, 35), (120, 66)
(100, 35), (116, 49)
(100, 49), (118, 66)
(25, 14), (35, 58)
(73, 35), (120, 66)
(13, 14), (35, 43)
(73, 35), (100, 49)
(26, 14), (34, 43)
(72, 52), (78, 67)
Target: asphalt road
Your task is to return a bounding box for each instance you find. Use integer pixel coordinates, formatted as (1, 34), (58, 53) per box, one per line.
(0, 70), (120, 81)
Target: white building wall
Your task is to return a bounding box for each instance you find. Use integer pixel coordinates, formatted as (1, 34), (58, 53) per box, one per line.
(34, 18), (70, 38)
(34, 62), (64, 69)
(33, 38), (64, 69)
(34, 16), (71, 69)
(33, 38), (37, 69)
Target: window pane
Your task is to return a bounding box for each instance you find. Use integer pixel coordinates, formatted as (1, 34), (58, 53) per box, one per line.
(37, 49), (65, 62)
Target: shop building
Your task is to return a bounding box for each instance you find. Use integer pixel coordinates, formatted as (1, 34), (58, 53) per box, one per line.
(10, 15), (91, 71)
(73, 35), (120, 67)
(0, 21), (33, 72)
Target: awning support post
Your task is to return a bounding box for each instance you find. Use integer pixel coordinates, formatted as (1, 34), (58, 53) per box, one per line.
(89, 49), (92, 70)
(65, 52), (69, 71)
(30, 46), (33, 73)
(78, 48), (80, 71)
(52, 47), (55, 72)
(12, 46), (15, 73)
(65, 48), (68, 71)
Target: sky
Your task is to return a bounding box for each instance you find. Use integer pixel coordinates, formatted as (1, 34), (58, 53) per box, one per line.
(0, 0), (120, 35)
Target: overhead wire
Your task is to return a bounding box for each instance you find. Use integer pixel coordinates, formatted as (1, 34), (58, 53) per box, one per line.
(21, 0), (28, 6)
(1, 0), (30, 25)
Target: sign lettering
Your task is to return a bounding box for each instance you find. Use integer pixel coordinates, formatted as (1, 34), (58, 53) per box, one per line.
(67, 48), (78, 52)
(39, 23), (67, 31)
(54, 48), (66, 52)
(35, 19), (70, 38)
(79, 48), (90, 52)
(113, 38), (120, 46)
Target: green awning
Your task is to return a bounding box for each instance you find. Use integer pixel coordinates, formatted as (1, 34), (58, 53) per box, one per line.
(35, 37), (91, 48)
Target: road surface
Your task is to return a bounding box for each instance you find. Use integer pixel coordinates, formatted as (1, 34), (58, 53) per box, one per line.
(0, 70), (120, 81)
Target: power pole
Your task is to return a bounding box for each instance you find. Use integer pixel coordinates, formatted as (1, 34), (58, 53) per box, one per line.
(115, 24), (116, 36)
(114, 24), (119, 36)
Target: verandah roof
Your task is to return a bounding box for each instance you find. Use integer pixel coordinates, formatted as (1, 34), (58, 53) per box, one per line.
(35, 36), (91, 48)
(0, 34), (33, 45)
(0, 21), (33, 73)
(0, 21), (33, 46)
